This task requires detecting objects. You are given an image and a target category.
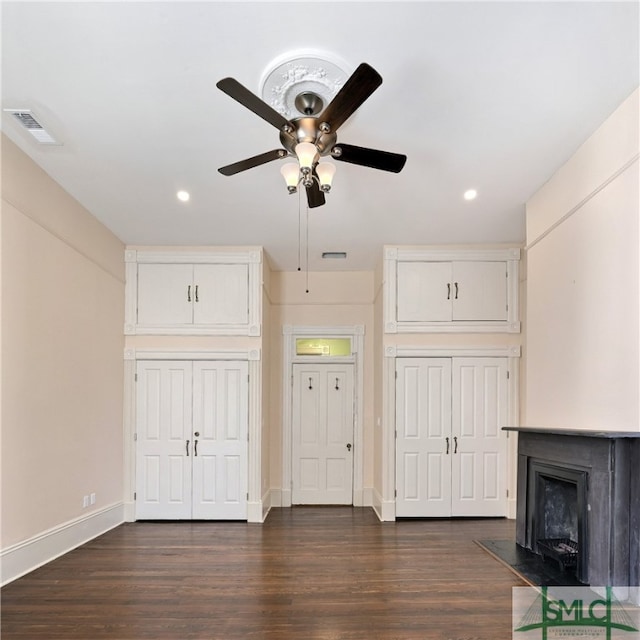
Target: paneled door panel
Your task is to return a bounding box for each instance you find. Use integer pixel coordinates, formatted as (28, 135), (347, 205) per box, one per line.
(395, 358), (452, 517)
(451, 358), (508, 516)
(135, 361), (192, 519)
(396, 262), (452, 322)
(292, 364), (354, 505)
(192, 361), (248, 519)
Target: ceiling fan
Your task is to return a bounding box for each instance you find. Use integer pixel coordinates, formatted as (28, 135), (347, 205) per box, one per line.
(216, 63), (407, 208)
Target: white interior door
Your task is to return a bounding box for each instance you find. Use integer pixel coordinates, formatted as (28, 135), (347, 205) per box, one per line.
(192, 361), (248, 519)
(292, 363), (354, 504)
(451, 358), (508, 516)
(395, 358), (452, 517)
(136, 360), (248, 520)
(135, 361), (192, 519)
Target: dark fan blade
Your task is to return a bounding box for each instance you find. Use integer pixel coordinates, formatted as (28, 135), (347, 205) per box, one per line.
(218, 149), (287, 176)
(318, 63), (382, 132)
(332, 143), (407, 173)
(306, 178), (326, 208)
(217, 78), (292, 131)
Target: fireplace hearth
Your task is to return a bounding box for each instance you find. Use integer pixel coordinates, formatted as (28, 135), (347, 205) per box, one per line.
(504, 427), (640, 593)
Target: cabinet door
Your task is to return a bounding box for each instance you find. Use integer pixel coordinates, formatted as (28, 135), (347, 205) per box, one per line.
(396, 262), (452, 321)
(396, 358), (452, 517)
(450, 358), (507, 517)
(193, 264), (249, 325)
(135, 361), (193, 519)
(192, 361), (248, 519)
(137, 264), (193, 325)
(452, 262), (507, 321)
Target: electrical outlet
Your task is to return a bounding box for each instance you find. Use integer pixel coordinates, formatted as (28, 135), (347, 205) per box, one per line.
(90, 493), (96, 505)
(82, 495), (89, 508)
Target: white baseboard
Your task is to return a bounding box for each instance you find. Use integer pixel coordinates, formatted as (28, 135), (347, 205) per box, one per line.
(268, 489), (282, 508)
(507, 497), (517, 519)
(361, 487), (373, 507)
(371, 488), (396, 521)
(1, 502), (125, 586)
(247, 500), (264, 523)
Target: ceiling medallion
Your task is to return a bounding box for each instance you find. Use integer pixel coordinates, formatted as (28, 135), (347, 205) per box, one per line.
(259, 51), (352, 120)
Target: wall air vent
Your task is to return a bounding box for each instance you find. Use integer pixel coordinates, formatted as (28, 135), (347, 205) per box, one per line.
(3, 109), (61, 145)
(322, 252), (347, 259)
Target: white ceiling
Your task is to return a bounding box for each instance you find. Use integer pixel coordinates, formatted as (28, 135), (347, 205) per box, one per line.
(2, 2), (638, 271)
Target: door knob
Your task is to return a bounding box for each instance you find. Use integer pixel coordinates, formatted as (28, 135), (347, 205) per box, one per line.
(346, 443), (352, 451)
(194, 432), (200, 437)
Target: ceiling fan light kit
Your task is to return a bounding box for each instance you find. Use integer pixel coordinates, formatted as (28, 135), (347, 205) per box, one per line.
(217, 52), (407, 208)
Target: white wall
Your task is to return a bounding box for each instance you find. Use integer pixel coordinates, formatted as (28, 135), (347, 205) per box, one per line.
(525, 88), (639, 430)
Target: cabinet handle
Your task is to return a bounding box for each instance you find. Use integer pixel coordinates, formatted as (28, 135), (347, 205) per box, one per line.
(187, 285), (191, 302)
(454, 282), (459, 299)
(447, 283), (451, 300)
(445, 437), (450, 454)
(186, 439), (190, 456)
(453, 436), (458, 454)
(195, 285), (199, 302)
(194, 439), (198, 457)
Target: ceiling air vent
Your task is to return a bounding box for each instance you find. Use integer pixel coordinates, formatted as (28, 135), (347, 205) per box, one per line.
(3, 109), (60, 145)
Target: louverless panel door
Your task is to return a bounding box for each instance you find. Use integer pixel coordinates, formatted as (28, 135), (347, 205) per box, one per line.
(395, 357), (508, 518)
(135, 361), (193, 519)
(395, 358), (452, 517)
(135, 360), (248, 520)
(292, 363), (355, 505)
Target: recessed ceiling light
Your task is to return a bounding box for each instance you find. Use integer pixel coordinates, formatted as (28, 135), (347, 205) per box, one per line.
(177, 190), (190, 202)
(463, 189), (478, 201)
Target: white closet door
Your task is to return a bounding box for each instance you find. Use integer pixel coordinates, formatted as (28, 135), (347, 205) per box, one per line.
(292, 364), (354, 505)
(192, 264), (249, 326)
(395, 358), (452, 517)
(452, 262), (507, 321)
(136, 264), (193, 325)
(192, 361), (248, 519)
(451, 358), (508, 516)
(135, 361), (192, 519)
(396, 262), (452, 321)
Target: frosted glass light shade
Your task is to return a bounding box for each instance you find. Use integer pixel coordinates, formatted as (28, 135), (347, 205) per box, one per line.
(280, 162), (300, 188)
(315, 162), (336, 188)
(295, 142), (318, 169)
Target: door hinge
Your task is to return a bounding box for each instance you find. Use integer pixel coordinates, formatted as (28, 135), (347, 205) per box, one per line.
(134, 492), (136, 500)
(507, 370), (510, 379)
(394, 489), (397, 498)
(134, 433), (137, 441)
(506, 489), (509, 498)
(246, 492), (249, 500)
(134, 373), (138, 382)
(291, 374), (294, 387)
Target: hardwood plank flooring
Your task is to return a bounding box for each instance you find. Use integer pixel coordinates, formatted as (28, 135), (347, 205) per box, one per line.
(1, 507), (524, 640)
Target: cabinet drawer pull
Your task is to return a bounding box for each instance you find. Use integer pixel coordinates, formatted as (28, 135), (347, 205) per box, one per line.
(445, 437), (450, 454)
(454, 282), (459, 299)
(453, 436), (458, 454)
(186, 439), (190, 456)
(447, 283), (451, 300)
(194, 439), (198, 457)
(187, 285), (191, 302)
(195, 285), (199, 302)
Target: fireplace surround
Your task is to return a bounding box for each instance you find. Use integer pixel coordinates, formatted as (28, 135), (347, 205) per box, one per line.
(504, 427), (640, 591)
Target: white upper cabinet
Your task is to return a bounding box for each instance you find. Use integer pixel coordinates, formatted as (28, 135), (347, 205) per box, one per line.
(386, 247), (520, 333)
(125, 248), (262, 336)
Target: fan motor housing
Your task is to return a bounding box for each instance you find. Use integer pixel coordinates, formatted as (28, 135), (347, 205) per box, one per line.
(280, 117), (337, 157)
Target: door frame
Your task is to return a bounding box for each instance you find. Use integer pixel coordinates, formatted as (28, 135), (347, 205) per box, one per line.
(123, 347), (262, 522)
(281, 325), (365, 507)
(381, 344), (520, 522)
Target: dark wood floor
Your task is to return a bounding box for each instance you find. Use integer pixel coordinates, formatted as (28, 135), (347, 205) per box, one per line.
(1, 507), (524, 640)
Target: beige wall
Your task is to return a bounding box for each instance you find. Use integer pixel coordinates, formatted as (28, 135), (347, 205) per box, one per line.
(525, 88), (639, 430)
(1, 136), (125, 547)
(268, 270), (375, 493)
